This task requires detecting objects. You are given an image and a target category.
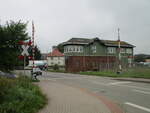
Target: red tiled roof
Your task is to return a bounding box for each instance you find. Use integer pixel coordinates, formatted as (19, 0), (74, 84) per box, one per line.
(48, 48), (64, 57)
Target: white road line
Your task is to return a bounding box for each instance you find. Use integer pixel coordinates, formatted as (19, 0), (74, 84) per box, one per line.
(108, 81), (131, 85)
(133, 89), (150, 95)
(125, 102), (150, 112)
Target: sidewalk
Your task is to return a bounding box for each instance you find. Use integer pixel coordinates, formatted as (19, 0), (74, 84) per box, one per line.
(113, 78), (150, 83)
(38, 80), (111, 113)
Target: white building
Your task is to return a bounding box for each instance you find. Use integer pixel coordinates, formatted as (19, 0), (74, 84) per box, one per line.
(47, 48), (65, 66)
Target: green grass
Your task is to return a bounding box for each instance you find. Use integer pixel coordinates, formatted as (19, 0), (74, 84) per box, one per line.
(79, 67), (150, 79)
(0, 76), (47, 113)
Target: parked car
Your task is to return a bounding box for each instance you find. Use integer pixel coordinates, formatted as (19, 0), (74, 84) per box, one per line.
(0, 71), (16, 78)
(31, 67), (42, 75)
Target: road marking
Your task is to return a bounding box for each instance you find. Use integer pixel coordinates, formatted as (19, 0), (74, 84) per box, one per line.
(108, 81), (131, 85)
(133, 89), (150, 95)
(125, 102), (150, 112)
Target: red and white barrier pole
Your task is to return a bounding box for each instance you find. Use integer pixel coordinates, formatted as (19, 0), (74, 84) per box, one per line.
(32, 21), (35, 79)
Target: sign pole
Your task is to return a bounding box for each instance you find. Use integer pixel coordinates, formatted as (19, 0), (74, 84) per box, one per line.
(32, 21), (35, 80)
(24, 54), (26, 75)
(19, 41), (30, 76)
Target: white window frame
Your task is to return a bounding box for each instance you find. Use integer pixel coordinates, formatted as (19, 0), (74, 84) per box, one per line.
(107, 47), (116, 54)
(91, 46), (96, 53)
(65, 45), (83, 53)
(126, 48), (132, 54)
(80, 46), (83, 53)
(120, 48), (126, 53)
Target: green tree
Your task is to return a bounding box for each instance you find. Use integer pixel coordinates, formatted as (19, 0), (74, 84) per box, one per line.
(57, 43), (64, 53)
(34, 45), (41, 60)
(134, 54), (150, 62)
(28, 45), (41, 60)
(0, 21), (30, 71)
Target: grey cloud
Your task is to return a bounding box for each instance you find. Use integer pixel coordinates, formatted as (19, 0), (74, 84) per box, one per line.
(0, 0), (150, 54)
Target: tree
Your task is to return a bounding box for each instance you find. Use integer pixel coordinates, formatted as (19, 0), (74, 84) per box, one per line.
(0, 21), (30, 71)
(134, 54), (150, 62)
(53, 64), (59, 70)
(57, 43), (64, 53)
(34, 45), (41, 60)
(28, 45), (41, 60)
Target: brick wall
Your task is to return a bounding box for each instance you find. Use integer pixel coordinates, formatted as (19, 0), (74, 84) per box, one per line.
(65, 56), (117, 72)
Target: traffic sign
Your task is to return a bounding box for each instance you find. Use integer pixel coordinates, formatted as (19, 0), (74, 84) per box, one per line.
(21, 45), (29, 56)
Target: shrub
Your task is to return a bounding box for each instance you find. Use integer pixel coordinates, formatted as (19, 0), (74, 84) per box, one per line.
(53, 64), (59, 70)
(0, 76), (47, 113)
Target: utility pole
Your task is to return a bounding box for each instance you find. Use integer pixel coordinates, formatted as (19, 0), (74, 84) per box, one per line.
(118, 28), (122, 72)
(32, 21), (35, 79)
(24, 54), (26, 75)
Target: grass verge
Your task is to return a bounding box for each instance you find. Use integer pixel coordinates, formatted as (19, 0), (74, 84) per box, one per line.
(79, 67), (150, 79)
(0, 76), (47, 113)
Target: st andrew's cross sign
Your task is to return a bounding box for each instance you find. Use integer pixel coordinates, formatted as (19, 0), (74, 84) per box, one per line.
(21, 45), (29, 56)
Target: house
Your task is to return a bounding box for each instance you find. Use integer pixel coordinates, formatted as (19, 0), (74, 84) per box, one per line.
(61, 37), (135, 72)
(47, 47), (65, 67)
(145, 59), (150, 62)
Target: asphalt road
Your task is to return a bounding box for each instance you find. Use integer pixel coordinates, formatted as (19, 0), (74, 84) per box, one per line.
(23, 70), (150, 113)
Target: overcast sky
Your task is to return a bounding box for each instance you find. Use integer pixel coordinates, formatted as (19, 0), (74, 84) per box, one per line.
(0, 0), (150, 54)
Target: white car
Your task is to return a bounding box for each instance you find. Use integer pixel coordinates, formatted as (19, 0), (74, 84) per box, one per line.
(31, 67), (42, 75)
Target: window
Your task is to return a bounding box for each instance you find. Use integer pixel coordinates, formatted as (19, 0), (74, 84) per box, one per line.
(120, 48), (126, 53)
(51, 57), (53, 60)
(126, 48), (132, 54)
(73, 47), (75, 52)
(65, 46), (83, 53)
(80, 46), (83, 52)
(76, 47), (79, 52)
(69, 47), (72, 52)
(91, 46), (96, 53)
(107, 47), (116, 54)
(64, 46), (68, 53)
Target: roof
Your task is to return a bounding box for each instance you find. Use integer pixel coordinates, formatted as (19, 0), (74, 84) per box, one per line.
(61, 37), (135, 48)
(101, 40), (134, 47)
(48, 48), (64, 57)
(61, 38), (93, 45)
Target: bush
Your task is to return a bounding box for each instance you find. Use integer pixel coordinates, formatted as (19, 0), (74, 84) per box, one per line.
(0, 76), (47, 113)
(53, 64), (59, 70)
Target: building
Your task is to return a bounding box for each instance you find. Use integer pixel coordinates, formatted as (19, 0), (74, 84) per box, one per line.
(47, 48), (65, 67)
(145, 59), (150, 62)
(61, 37), (135, 72)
